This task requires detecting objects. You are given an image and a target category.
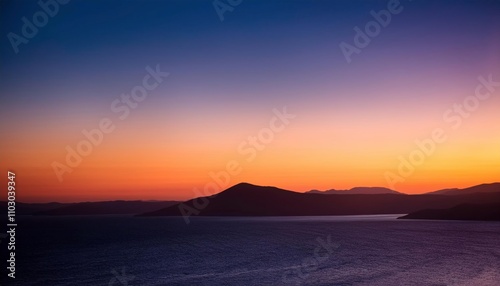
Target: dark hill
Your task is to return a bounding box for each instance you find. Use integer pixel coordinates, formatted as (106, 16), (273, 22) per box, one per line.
(0, 201), (69, 215)
(33, 200), (178, 215)
(308, 187), (401, 195)
(425, 182), (500, 195)
(398, 203), (500, 221)
(140, 183), (500, 217)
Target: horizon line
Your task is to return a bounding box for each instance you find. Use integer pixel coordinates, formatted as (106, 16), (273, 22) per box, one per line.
(5, 181), (499, 204)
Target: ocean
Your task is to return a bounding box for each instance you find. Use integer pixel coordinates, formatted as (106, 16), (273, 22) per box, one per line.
(5, 215), (500, 285)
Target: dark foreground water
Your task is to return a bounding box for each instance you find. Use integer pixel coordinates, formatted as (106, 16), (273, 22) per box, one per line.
(4, 215), (500, 285)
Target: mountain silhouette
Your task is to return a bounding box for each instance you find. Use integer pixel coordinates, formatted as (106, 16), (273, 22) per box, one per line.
(33, 200), (178, 215)
(0, 201), (69, 215)
(7, 182), (499, 217)
(139, 182), (500, 217)
(399, 203), (500, 221)
(424, 182), (500, 195)
(308, 187), (401, 195)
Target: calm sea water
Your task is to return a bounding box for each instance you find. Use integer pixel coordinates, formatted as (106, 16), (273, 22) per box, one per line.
(5, 215), (500, 285)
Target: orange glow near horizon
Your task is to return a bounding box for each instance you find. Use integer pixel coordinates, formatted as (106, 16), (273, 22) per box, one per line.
(2, 86), (499, 203)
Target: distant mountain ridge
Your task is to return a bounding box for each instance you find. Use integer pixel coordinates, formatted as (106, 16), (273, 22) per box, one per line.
(425, 183), (500, 195)
(4, 182), (499, 217)
(0, 202), (69, 215)
(140, 182), (500, 217)
(399, 203), (500, 221)
(308, 187), (401, 195)
(0, 200), (178, 216)
(34, 200), (179, 215)
(307, 183), (500, 195)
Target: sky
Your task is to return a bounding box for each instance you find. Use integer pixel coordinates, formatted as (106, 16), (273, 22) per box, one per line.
(1, 0), (499, 202)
